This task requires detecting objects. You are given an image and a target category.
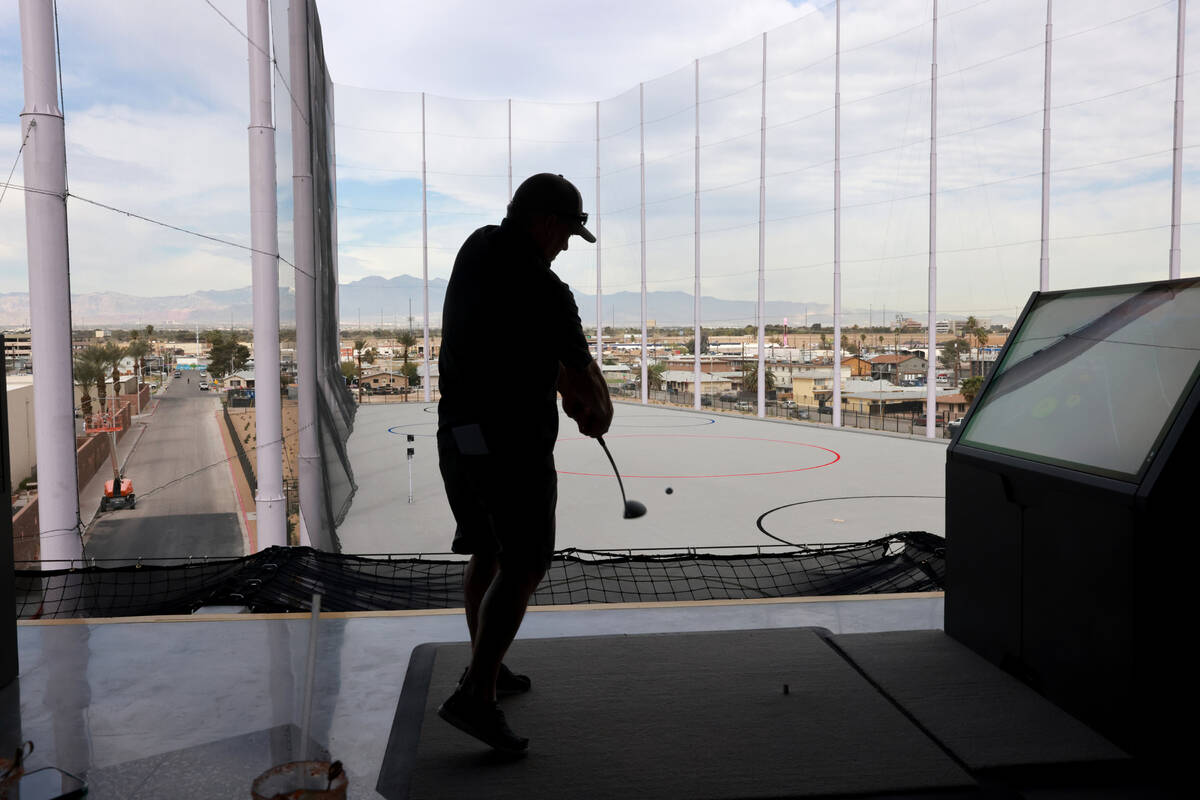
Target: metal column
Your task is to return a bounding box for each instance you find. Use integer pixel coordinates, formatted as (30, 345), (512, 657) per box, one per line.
(757, 33), (767, 418)
(421, 93), (431, 401)
(925, 0), (939, 438)
(1040, 0), (1053, 291)
(19, 0), (82, 563)
(694, 59), (702, 411)
(290, 0), (326, 548)
(640, 82), (648, 404)
(596, 101), (603, 362)
(833, 1), (843, 428)
(247, 0), (285, 546)
(1170, 0), (1186, 279)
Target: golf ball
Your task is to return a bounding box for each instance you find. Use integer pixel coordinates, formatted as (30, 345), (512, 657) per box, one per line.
(665, 487), (674, 495)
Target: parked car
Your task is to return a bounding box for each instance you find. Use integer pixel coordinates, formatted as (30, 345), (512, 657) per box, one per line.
(914, 415), (942, 427)
(780, 400), (798, 409)
(948, 418), (964, 434)
(700, 395), (712, 406)
(735, 401), (754, 411)
(792, 408), (810, 420)
(719, 392), (737, 401)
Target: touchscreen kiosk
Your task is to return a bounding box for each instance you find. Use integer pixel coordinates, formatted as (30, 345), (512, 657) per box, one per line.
(946, 277), (1200, 764)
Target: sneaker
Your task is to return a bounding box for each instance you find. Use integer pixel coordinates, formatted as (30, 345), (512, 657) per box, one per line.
(458, 663), (532, 697)
(437, 689), (529, 753)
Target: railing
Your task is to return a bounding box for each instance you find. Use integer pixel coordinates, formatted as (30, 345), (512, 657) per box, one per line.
(609, 386), (955, 439)
(222, 403), (257, 494)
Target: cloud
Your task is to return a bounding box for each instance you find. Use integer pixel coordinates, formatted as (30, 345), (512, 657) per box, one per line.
(2, 0), (1198, 325)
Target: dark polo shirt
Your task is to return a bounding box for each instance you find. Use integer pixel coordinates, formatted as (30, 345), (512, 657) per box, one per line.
(437, 218), (593, 454)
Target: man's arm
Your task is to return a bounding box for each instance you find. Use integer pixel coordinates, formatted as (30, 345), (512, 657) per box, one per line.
(559, 360), (613, 438)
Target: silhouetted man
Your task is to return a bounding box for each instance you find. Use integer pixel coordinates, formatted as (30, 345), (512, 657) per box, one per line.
(435, 173), (613, 753)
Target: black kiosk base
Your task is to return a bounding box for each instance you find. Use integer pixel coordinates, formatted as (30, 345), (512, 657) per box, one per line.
(945, 277), (1199, 779)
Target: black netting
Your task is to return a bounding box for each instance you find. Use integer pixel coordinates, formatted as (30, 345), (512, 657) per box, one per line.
(14, 532), (943, 619)
(307, 0), (356, 542)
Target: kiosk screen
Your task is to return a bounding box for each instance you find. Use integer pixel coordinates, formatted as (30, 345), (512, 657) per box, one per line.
(958, 279), (1200, 480)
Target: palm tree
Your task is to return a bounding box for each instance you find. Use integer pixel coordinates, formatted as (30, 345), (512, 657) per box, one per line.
(647, 362), (667, 391)
(397, 330), (416, 365)
(126, 339), (151, 413)
(96, 342), (124, 414)
(354, 338), (367, 402)
(741, 361), (776, 395)
(73, 347), (108, 420)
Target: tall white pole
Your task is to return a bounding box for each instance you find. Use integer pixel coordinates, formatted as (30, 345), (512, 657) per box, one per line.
(1040, 0), (1052, 291)
(421, 92), (431, 401)
(247, 0), (285, 547)
(596, 101), (603, 362)
(693, 59), (703, 411)
(507, 98), (513, 204)
(926, 0), (939, 439)
(640, 82), (648, 405)
(290, 0), (323, 549)
(833, 0), (843, 429)
(1170, 0), (1186, 279)
(757, 33), (767, 418)
(19, 0), (81, 563)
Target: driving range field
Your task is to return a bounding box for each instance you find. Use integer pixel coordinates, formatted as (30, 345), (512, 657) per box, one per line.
(336, 401), (947, 555)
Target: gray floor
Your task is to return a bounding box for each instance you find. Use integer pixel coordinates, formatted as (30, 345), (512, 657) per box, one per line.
(5, 595), (944, 799)
(338, 401), (947, 554)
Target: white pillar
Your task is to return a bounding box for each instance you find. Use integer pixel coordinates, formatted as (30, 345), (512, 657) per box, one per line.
(507, 98), (513, 204)
(640, 82), (648, 404)
(833, 0), (843, 429)
(595, 101), (603, 362)
(290, 0), (324, 549)
(1040, 0), (1053, 291)
(693, 59), (702, 411)
(247, 0), (285, 547)
(757, 32), (767, 417)
(926, 0), (939, 438)
(19, 0), (82, 563)
(421, 92), (431, 401)
(1170, 0), (1186, 279)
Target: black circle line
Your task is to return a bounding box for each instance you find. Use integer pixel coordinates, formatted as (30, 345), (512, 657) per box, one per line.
(755, 495), (945, 547)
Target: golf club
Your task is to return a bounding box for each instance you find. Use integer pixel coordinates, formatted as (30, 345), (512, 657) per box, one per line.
(597, 436), (646, 519)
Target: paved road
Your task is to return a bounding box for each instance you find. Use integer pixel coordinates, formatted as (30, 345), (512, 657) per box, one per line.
(84, 376), (244, 563)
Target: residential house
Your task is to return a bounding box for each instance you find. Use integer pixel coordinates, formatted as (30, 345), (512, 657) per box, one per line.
(841, 356), (872, 377)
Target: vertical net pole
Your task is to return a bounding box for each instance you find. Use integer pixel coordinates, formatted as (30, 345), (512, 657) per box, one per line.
(596, 101), (603, 362)
(248, 0), (286, 546)
(640, 82), (648, 405)
(1040, 0), (1053, 292)
(1170, 0), (1186, 279)
(507, 99), (513, 204)
(757, 33), (767, 418)
(290, 0), (324, 548)
(926, 0), (938, 438)
(833, 0), (842, 429)
(421, 92), (431, 402)
(693, 59), (702, 411)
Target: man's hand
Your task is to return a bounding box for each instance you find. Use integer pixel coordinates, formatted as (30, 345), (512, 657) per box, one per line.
(559, 360), (613, 438)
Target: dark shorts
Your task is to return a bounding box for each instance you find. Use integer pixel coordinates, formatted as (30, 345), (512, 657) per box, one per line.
(437, 426), (557, 567)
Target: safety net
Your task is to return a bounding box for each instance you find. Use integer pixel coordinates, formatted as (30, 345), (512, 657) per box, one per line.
(14, 531), (943, 619)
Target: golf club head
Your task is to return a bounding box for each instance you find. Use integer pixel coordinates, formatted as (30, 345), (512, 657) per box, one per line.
(623, 499), (647, 519)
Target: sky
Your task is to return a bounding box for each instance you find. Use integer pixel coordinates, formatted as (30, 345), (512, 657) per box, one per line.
(1, 0), (1198, 327)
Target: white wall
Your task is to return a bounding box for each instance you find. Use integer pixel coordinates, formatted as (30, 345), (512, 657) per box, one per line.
(5, 382), (36, 486)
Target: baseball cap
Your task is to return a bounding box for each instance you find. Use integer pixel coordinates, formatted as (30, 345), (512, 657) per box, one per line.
(509, 173), (596, 243)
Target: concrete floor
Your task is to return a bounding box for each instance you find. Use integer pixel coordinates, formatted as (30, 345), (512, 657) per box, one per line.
(338, 400), (948, 554)
(5, 595), (945, 799)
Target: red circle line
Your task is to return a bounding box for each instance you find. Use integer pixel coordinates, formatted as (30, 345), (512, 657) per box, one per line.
(556, 433), (842, 479)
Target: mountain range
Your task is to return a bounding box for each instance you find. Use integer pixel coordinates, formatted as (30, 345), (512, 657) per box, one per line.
(0, 274), (1002, 329)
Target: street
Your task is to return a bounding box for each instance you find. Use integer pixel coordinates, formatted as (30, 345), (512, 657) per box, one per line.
(83, 374), (244, 564)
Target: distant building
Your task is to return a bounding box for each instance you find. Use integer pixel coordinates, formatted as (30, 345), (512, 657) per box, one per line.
(841, 356), (872, 377)
(660, 370), (733, 395)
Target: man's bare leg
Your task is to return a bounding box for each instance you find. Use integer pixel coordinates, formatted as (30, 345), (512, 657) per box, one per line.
(464, 553), (499, 646)
(459, 560), (545, 702)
